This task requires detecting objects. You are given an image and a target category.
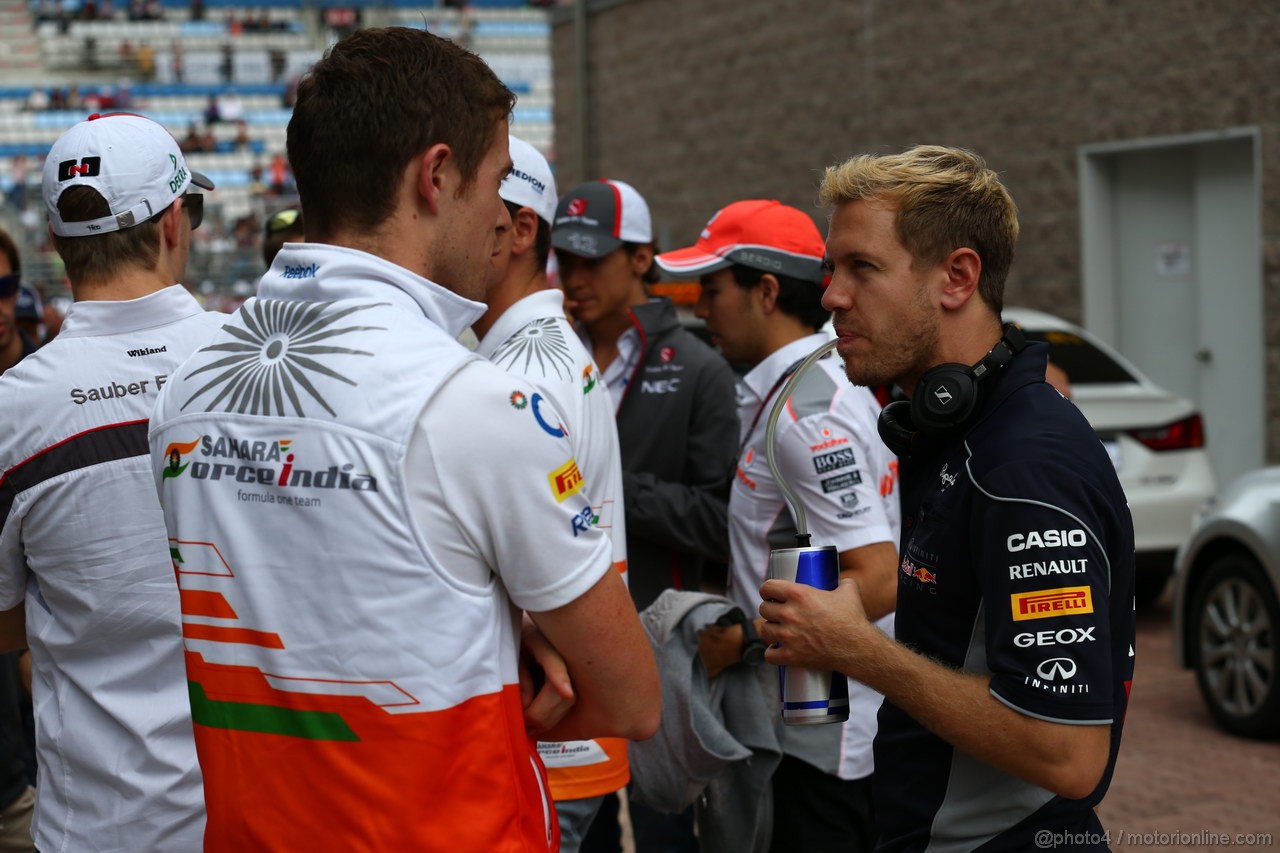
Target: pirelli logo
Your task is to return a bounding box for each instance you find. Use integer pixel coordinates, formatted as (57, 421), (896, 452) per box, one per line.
(548, 459), (585, 503)
(1010, 586), (1094, 622)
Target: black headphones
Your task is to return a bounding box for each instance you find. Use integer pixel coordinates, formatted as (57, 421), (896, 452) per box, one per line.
(877, 323), (1027, 455)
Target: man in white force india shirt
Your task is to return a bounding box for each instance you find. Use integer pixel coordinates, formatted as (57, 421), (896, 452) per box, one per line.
(147, 28), (659, 851)
(656, 200), (900, 853)
(473, 135), (633, 853)
(0, 114), (212, 851)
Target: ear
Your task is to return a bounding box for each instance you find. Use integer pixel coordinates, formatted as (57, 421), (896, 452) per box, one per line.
(415, 143), (454, 216)
(938, 247), (981, 310)
(757, 272), (780, 314)
(627, 243), (654, 276)
(161, 198), (184, 249)
(510, 207), (541, 256)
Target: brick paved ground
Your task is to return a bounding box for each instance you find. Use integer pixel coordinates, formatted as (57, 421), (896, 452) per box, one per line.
(1095, 591), (1280, 851)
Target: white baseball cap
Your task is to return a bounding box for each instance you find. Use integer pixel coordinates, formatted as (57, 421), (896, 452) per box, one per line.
(500, 136), (558, 225)
(43, 113), (214, 238)
(551, 179), (652, 258)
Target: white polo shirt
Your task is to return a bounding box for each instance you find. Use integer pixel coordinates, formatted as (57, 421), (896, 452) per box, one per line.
(728, 333), (900, 781)
(0, 286), (214, 852)
(477, 287), (631, 802)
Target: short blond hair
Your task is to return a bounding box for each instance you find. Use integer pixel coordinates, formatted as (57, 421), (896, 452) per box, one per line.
(819, 145), (1018, 314)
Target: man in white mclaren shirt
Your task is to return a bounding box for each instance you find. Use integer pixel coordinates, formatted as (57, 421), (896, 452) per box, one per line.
(0, 113), (213, 852)
(473, 135), (632, 852)
(657, 200), (899, 852)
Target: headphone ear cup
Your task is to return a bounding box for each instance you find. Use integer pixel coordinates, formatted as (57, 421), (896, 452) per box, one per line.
(911, 364), (980, 433)
(877, 400), (916, 456)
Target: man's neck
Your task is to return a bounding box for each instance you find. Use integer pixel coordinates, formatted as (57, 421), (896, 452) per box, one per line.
(585, 304), (642, 372)
(755, 316), (819, 370)
(473, 263), (547, 342)
(72, 269), (174, 303)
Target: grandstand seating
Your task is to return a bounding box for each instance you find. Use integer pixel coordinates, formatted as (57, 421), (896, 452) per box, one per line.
(3, 0), (557, 295)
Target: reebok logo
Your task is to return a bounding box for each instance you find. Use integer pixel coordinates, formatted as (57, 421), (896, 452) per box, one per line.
(282, 264), (318, 280)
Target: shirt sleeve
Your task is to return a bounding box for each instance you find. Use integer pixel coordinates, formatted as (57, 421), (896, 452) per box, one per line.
(0, 505), (25, 610)
(412, 362), (612, 614)
(774, 407), (896, 554)
(973, 459), (1119, 724)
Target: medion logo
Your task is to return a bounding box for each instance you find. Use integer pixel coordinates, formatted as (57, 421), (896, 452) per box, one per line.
(163, 435), (378, 491)
(511, 168), (545, 194)
(127, 345), (168, 358)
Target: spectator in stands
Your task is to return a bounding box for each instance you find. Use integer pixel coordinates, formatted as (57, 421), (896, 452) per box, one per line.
(203, 95), (221, 125)
(65, 85), (83, 111)
(232, 119), (251, 152)
(23, 89), (48, 113)
(218, 42), (233, 84)
(0, 112), (212, 853)
(261, 207), (303, 267)
(137, 41), (156, 80)
(169, 40), (183, 83)
(189, 0), (204, 21)
(180, 123), (201, 153)
(268, 153), (290, 196)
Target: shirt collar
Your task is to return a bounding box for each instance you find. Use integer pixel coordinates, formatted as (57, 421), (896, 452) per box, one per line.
(740, 332), (831, 405)
(474, 289), (565, 360)
(57, 285), (207, 338)
(259, 243), (486, 339)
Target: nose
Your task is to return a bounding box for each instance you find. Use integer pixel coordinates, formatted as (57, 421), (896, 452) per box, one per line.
(693, 292), (710, 320)
(821, 274), (850, 312)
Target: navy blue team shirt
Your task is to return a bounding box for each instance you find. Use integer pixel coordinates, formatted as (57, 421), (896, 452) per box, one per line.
(873, 342), (1136, 852)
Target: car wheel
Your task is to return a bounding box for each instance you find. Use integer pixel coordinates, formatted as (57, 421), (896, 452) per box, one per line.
(1189, 553), (1280, 739)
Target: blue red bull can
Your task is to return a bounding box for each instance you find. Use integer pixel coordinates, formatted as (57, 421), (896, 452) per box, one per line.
(767, 544), (850, 725)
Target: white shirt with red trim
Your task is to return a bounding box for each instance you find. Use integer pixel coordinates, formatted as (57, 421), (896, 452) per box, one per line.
(477, 287), (631, 802)
(0, 286), (215, 853)
(727, 333), (900, 781)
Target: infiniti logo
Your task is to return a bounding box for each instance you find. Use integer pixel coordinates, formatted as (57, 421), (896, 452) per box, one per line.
(933, 386), (954, 405)
(1036, 657), (1078, 681)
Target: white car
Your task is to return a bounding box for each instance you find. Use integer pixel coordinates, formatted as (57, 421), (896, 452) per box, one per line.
(1004, 308), (1217, 605)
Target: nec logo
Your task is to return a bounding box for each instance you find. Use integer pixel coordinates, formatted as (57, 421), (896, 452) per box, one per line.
(1007, 529), (1087, 552)
(57, 157), (102, 181)
(641, 378), (680, 394)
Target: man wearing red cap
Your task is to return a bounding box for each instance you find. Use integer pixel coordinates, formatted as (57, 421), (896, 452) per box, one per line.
(0, 112), (216, 851)
(656, 200), (900, 852)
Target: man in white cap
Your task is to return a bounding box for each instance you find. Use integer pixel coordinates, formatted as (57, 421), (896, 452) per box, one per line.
(0, 113), (214, 851)
(474, 137), (631, 852)
(657, 200), (899, 852)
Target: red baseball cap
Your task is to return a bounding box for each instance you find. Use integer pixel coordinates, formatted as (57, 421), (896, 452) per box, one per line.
(655, 199), (825, 284)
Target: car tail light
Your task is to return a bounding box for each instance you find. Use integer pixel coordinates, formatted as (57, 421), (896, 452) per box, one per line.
(1128, 413), (1204, 451)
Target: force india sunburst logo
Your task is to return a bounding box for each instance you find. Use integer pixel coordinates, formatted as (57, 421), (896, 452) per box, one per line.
(180, 299), (386, 417)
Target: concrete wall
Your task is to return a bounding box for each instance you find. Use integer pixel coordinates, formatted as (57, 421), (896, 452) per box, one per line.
(551, 0), (1280, 460)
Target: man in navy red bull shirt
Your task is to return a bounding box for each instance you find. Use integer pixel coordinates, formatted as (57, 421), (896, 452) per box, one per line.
(759, 145), (1135, 851)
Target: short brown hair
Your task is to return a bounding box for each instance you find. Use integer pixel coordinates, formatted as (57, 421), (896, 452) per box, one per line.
(288, 27), (516, 241)
(53, 186), (162, 284)
(819, 145), (1019, 315)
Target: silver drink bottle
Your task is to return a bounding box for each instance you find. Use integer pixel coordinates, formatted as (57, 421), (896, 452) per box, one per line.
(763, 339), (849, 725)
(767, 544), (850, 724)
